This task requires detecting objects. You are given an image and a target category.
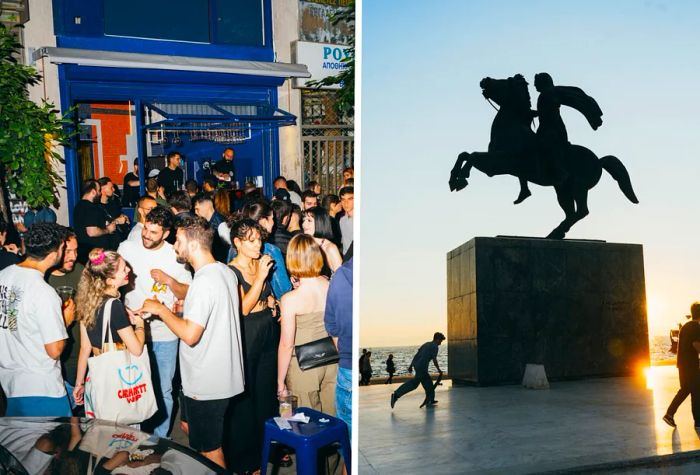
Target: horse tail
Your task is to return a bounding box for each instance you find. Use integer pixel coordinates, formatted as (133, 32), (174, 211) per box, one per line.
(600, 155), (639, 204)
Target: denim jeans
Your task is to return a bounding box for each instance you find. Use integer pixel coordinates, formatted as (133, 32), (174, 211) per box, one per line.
(336, 367), (352, 436)
(147, 339), (179, 438)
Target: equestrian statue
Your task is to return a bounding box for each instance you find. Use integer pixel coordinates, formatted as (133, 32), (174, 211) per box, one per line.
(448, 73), (638, 239)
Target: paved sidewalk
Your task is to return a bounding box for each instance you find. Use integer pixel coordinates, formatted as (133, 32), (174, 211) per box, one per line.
(359, 365), (700, 474)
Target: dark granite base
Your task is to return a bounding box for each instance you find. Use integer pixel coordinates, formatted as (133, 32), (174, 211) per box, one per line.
(447, 237), (649, 385)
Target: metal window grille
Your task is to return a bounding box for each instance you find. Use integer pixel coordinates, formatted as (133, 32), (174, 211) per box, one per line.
(301, 90), (354, 194)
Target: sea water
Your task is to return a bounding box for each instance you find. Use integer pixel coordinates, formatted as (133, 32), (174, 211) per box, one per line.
(363, 336), (676, 379)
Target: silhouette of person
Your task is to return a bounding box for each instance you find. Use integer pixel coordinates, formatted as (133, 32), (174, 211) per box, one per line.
(515, 72), (602, 205)
(385, 354), (396, 384)
(390, 333), (445, 409)
(663, 302), (700, 428)
(361, 351), (373, 385)
(359, 349), (367, 386)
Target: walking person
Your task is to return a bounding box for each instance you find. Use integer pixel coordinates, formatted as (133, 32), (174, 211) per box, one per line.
(226, 218), (280, 474)
(0, 223), (71, 416)
(385, 354), (396, 384)
(137, 216), (244, 468)
(390, 332), (445, 409)
(277, 234), (338, 413)
(664, 302), (700, 428)
(117, 206), (192, 437)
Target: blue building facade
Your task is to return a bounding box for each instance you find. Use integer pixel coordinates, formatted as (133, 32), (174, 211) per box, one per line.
(44, 0), (308, 223)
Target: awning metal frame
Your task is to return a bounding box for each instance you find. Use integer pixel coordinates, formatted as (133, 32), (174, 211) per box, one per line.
(143, 101), (296, 130)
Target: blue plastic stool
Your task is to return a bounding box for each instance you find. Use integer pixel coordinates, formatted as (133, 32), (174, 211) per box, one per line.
(260, 407), (351, 475)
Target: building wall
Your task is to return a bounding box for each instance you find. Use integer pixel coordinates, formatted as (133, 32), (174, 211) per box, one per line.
(22, 0), (69, 224)
(19, 0), (304, 223)
(273, 0), (303, 182)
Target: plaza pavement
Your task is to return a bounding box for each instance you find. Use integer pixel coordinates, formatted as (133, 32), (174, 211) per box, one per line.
(359, 365), (700, 474)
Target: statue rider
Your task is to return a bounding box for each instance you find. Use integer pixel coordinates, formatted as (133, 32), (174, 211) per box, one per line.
(514, 72), (603, 205)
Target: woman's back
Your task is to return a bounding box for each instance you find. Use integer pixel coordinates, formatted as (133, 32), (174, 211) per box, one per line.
(293, 311), (327, 346)
(284, 278), (328, 317)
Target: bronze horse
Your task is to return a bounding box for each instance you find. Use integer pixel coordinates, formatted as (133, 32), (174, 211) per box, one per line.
(449, 74), (638, 239)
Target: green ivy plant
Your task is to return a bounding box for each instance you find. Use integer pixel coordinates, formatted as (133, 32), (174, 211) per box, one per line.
(306, 2), (355, 118)
(0, 23), (72, 209)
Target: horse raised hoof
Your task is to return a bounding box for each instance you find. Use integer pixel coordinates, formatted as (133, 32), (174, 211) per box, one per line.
(449, 174), (469, 192)
(449, 152), (471, 191)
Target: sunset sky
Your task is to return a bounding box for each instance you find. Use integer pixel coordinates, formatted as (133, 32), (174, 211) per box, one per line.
(360, 0), (700, 346)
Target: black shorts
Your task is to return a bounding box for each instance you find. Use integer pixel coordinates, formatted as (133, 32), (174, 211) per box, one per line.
(180, 393), (230, 452)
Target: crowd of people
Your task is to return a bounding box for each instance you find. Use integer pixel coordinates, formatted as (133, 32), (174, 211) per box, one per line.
(0, 147), (354, 473)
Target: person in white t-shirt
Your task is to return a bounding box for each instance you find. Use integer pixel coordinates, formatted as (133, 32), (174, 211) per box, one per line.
(137, 216), (243, 469)
(126, 195), (157, 243)
(0, 223), (71, 416)
(273, 176), (302, 207)
(118, 206), (191, 438)
(338, 186), (354, 255)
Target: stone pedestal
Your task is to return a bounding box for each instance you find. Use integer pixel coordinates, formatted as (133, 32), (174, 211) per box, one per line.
(447, 237), (649, 385)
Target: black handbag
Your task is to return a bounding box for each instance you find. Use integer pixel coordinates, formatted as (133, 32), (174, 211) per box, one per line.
(295, 336), (340, 371)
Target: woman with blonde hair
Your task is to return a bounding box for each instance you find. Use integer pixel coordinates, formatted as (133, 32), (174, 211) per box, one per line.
(72, 248), (145, 406)
(277, 234), (337, 414)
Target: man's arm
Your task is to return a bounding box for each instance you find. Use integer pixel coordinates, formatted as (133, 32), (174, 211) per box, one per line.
(86, 222), (116, 237)
(150, 269), (189, 300)
(433, 357), (442, 374)
(692, 341), (700, 353)
(138, 299), (204, 346)
(44, 339), (66, 360)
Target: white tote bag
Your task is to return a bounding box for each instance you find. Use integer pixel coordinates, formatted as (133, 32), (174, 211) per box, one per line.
(84, 298), (157, 425)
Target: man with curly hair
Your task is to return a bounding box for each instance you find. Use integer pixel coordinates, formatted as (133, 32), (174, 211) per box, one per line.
(0, 223), (71, 416)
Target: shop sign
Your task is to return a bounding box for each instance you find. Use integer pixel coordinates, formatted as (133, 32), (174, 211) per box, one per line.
(294, 41), (351, 89)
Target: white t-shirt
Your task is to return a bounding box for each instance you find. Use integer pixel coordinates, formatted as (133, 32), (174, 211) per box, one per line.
(339, 214), (353, 254)
(289, 190), (302, 207)
(118, 239), (192, 342)
(0, 265), (68, 398)
(180, 262), (244, 400)
(126, 222), (143, 242)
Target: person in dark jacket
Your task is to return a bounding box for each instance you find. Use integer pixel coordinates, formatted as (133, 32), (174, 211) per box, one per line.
(270, 199), (293, 257)
(385, 354), (396, 384)
(324, 258), (353, 434)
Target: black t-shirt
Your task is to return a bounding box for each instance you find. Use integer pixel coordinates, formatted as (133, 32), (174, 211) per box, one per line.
(158, 167), (184, 197)
(270, 228), (293, 257)
(86, 299), (131, 348)
(47, 263), (85, 386)
(678, 320), (700, 371)
(121, 172), (140, 207)
(0, 249), (20, 271)
(212, 158), (235, 180)
(100, 197), (122, 221)
(74, 199), (113, 263)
